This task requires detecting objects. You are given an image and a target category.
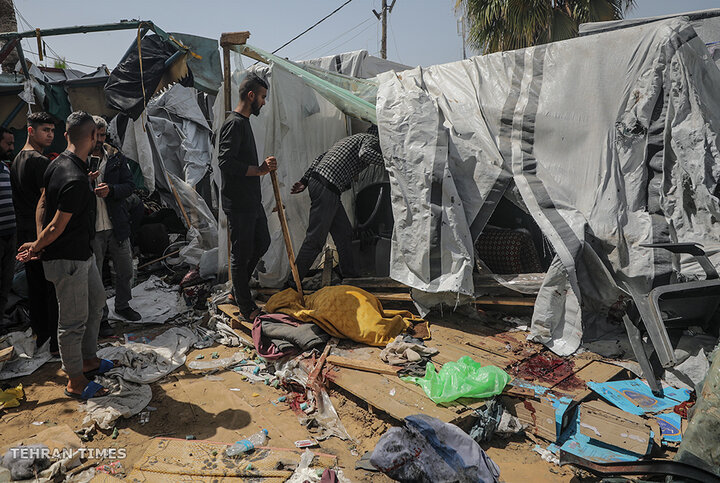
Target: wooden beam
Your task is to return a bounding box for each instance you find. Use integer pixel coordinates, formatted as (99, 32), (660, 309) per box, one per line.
(0, 346), (13, 363)
(327, 355), (401, 375)
(220, 31), (250, 47)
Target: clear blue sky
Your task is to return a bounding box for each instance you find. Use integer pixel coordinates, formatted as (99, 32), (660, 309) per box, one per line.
(11, 0), (720, 72)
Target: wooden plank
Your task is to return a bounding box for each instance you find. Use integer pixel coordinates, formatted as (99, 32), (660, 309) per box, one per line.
(503, 396), (558, 442)
(326, 355), (400, 375)
(0, 346), (13, 363)
(218, 303), (253, 331)
(554, 360), (626, 401)
(219, 31), (250, 47)
(373, 293), (536, 307)
(328, 365), (482, 423)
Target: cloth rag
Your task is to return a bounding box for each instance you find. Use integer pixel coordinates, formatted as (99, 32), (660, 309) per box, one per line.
(380, 335), (438, 365)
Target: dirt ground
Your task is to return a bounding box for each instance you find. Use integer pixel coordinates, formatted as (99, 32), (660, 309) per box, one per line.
(0, 333), (584, 482)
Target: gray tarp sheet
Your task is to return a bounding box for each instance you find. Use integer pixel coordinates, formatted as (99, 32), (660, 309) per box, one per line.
(377, 18), (720, 355)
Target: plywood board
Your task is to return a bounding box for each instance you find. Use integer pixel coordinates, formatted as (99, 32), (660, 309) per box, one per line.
(579, 400), (657, 455)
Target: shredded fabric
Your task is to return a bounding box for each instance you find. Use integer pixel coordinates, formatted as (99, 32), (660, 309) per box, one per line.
(265, 286), (419, 346)
(380, 335), (438, 365)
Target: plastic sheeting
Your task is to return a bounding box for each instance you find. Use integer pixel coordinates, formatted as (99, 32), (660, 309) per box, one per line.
(105, 34), (192, 120)
(146, 83), (212, 187)
(377, 18), (720, 355)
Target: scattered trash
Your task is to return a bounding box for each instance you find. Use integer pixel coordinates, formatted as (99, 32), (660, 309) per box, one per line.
(294, 439), (319, 448)
(188, 352), (245, 370)
(95, 461), (124, 476)
(111, 427), (119, 439)
(185, 435), (195, 440)
(195, 355), (204, 360)
(0, 383), (24, 409)
(211, 352), (219, 359)
(371, 414), (500, 482)
(533, 445), (560, 465)
(229, 388), (242, 392)
(226, 429), (268, 456)
(139, 410), (150, 425)
(278, 396), (287, 402)
(252, 393), (260, 397)
(286, 449), (318, 483)
(31, 421), (45, 426)
(389, 388), (396, 396)
(380, 335), (438, 365)
(403, 356), (510, 403)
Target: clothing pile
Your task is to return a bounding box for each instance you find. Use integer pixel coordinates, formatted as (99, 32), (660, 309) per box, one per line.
(380, 335), (438, 377)
(252, 313), (330, 360)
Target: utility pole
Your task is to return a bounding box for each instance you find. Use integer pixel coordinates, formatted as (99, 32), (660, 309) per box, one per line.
(457, 17), (467, 60)
(373, 0), (396, 60)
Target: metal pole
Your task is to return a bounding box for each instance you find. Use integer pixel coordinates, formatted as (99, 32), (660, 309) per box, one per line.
(222, 45), (232, 283)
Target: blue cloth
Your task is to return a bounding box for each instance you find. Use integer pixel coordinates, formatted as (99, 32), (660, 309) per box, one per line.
(370, 413), (500, 482)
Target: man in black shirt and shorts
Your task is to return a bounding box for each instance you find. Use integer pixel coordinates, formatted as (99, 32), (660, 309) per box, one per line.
(10, 112), (59, 354)
(18, 111), (110, 400)
(218, 73), (277, 321)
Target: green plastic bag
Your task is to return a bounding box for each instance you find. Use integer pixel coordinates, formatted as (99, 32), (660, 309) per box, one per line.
(402, 356), (510, 404)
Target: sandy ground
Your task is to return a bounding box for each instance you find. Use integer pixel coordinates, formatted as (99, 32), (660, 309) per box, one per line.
(0, 334), (585, 482)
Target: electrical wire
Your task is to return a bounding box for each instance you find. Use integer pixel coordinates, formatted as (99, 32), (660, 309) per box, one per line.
(389, 17), (402, 63)
(296, 16), (374, 60)
(22, 49), (98, 69)
(314, 20), (378, 58)
(272, 0), (355, 54)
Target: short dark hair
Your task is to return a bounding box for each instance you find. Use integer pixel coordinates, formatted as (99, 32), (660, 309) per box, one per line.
(0, 127), (12, 139)
(27, 112), (55, 129)
(238, 73), (268, 101)
(65, 111), (96, 144)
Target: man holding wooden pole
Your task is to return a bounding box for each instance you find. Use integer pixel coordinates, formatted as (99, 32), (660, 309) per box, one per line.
(218, 73), (276, 321)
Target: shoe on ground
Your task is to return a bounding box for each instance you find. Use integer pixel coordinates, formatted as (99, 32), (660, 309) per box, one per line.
(98, 320), (114, 338)
(116, 307), (142, 322)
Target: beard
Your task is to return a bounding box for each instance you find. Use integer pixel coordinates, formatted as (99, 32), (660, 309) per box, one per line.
(251, 98), (263, 116)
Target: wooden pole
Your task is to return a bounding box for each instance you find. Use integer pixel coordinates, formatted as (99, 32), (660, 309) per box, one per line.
(270, 171), (304, 301)
(167, 176), (192, 229)
(223, 45), (232, 283)
(137, 250), (181, 270)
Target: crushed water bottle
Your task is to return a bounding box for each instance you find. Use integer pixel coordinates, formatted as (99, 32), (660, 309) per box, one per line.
(226, 429), (268, 457)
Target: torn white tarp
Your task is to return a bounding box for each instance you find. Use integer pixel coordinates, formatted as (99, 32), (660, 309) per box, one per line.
(377, 18), (720, 355)
(0, 330), (52, 380)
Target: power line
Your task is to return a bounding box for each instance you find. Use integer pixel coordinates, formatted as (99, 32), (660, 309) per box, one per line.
(22, 49), (98, 69)
(315, 20), (377, 58)
(272, 0), (355, 54)
(297, 17), (374, 60)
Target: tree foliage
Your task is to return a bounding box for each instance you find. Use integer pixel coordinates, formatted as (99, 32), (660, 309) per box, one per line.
(457, 0), (636, 53)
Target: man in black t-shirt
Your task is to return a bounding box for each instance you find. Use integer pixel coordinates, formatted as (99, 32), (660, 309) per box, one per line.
(218, 73), (277, 320)
(18, 111), (109, 400)
(10, 112), (59, 355)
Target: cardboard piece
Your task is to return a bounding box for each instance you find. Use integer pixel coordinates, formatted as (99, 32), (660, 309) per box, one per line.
(578, 401), (658, 455)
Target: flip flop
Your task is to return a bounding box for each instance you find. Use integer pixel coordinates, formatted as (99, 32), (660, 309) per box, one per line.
(83, 359), (116, 379)
(64, 381), (108, 400)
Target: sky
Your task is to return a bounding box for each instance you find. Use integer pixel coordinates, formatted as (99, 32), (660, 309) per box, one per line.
(9, 0), (720, 72)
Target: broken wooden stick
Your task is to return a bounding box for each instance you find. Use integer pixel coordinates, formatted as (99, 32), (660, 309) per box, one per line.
(326, 355), (401, 375)
(269, 170), (304, 302)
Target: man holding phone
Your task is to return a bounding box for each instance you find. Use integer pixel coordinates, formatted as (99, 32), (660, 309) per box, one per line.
(89, 116), (140, 330)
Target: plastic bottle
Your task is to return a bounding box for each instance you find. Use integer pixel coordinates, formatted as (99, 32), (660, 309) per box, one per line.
(226, 429), (268, 456)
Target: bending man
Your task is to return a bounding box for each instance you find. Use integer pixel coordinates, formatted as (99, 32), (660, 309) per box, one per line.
(290, 127), (384, 282)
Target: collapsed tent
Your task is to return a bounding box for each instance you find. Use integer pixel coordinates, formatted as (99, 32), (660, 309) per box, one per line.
(376, 17), (720, 355)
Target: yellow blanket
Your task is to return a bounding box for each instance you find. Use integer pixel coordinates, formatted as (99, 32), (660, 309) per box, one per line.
(265, 286), (419, 347)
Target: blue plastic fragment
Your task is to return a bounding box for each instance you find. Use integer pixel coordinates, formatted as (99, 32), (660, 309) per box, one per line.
(586, 379), (691, 415)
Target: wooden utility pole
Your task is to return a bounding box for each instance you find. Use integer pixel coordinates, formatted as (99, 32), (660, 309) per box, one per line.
(373, 0), (397, 60)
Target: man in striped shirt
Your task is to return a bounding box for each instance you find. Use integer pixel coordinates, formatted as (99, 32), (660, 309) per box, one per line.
(290, 126), (384, 282)
(0, 127), (16, 324)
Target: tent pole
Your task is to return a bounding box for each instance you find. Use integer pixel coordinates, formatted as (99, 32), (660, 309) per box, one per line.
(167, 176), (193, 230)
(270, 171), (304, 302)
(222, 45), (232, 283)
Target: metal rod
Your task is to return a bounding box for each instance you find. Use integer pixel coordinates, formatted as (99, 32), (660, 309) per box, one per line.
(270, 170), (304, 302)
(15, 43), (29, 80)
(0, 20), (153, 41)
(222, 45), (232, 283)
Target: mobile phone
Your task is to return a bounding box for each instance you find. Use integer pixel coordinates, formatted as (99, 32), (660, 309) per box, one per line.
(89, 155), (100, 172)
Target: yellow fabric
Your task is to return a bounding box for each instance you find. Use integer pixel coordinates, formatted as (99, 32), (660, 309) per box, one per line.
(265, 286), (419, 347)
(0, 383), (23, 409)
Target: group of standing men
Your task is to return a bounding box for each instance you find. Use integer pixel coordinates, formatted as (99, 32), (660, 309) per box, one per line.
(218, 73), (384, 321)
(1, 111), (140, 400)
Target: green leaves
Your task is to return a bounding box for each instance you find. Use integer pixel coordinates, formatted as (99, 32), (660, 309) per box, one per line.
(458, 0), (637, 54)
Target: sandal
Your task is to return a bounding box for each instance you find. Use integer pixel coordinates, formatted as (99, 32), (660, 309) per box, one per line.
(64, 381), (109, 400)
(83, 359), (118, 379)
